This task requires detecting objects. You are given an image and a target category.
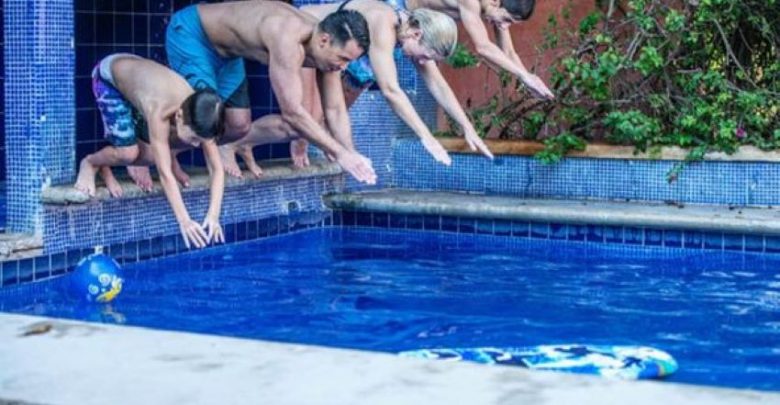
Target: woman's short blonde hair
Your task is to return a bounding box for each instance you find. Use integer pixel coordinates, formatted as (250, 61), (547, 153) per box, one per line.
(408, 9), (458, 59)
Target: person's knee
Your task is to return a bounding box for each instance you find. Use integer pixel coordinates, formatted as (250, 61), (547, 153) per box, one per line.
(224, 116), (252, 142)
(275, 118), (296, 138)
(113, 146), (139, 164)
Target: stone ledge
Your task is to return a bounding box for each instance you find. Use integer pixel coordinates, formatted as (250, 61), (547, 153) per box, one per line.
(0, 233), (43, 262)
(324, 190), (780, 235)
(437, 138), (780, 162)
(42, 159), (343, 205)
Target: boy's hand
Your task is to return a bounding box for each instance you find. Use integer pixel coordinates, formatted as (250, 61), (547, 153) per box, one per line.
(202, 215), (225, 244)
(180, 218), (209, 249)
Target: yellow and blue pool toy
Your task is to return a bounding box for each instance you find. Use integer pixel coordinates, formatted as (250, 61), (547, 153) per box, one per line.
(399, 344), (678, 380)
(69, 249), (124, 303)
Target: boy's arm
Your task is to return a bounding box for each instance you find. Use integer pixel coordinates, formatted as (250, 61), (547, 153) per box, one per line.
(370, 27), (451, 165)
(417, 61), (493, 159)
(148, 116), (209, 249)
(266, 35), (376, 184)
(201, 139), (225, 243)
(317, 70), (354, 151)
(457, 0), (553, 99)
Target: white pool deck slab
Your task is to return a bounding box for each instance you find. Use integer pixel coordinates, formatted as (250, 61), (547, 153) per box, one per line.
(1, 313), (778, 405)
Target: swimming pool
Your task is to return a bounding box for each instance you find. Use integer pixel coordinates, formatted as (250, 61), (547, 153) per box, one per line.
(1, 227), (778, 391)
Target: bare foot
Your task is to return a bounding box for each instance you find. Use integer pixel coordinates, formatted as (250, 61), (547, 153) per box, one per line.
(290, 139), (310, 168)
(237, 146), (263, 178)
(99, 166), (123, 197)
(219, 145), (243, 178)
(172, 161), (191, 188)
(128, 166), (154, 192)
(74, 157), (98, 197)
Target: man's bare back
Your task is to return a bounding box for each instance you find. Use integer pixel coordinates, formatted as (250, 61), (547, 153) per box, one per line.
(407, 0), (462, 19)
(197, 1), (316, 66)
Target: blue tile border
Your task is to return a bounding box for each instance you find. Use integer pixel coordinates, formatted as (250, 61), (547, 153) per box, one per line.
(333, 211), (780, 257)
(394, 138), (780, 206)
(0, 212), (330, 288)
(7, 208), (780, 289)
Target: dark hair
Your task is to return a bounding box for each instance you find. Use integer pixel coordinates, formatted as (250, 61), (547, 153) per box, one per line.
(503, 0), (535, 20)
(180, 88), (225, 140)
(317, 10), (370, 55)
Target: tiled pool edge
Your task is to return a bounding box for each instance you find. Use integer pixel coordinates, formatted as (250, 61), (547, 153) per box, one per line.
(2, 313), (778, 405)
(325, 191), (780, 254)
(0, 212), (333, 288)
(394, 138), (780, 206)
(0, 159), (345, 288)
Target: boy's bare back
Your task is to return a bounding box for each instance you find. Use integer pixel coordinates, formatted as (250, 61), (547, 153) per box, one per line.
(111, 56), (192, 120)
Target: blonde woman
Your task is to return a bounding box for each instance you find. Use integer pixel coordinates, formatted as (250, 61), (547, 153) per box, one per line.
(222, 0), (492, 179)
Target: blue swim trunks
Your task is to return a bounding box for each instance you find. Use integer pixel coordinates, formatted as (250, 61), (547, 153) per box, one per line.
(343, 0), (406, 89)
(92, 54), (148, 147)
(344, 48), (404, 89)
(166, 5), (250, 108)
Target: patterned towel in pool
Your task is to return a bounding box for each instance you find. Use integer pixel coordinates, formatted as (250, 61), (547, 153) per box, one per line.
(399, 344), (678, 380)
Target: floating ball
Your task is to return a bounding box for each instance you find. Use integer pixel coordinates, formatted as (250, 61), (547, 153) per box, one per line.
(69, 252), (124, 303)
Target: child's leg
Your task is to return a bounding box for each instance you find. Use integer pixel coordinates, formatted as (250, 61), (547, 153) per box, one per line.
(82, 56), (143, 195)
(75, 144), (139, 196)
(99, 166), (124, 197)
(221, 114), (297, 178)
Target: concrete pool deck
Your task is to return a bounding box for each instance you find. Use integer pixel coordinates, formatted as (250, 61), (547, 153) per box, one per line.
(325, 190), (780, 235)
(1, 313), (778, 405)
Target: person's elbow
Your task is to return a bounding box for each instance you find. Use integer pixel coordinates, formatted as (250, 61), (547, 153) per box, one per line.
(474, 43), (495, 58)
(280, 105), (307, 128)
(378, 81), (405, 102)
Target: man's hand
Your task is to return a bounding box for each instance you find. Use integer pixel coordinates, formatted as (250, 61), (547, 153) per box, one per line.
(336, 151), (377, 185)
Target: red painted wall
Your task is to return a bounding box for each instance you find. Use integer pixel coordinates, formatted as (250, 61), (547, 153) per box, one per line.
(437, 0), (595, 131)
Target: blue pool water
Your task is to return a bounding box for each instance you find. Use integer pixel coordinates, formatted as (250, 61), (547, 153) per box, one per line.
(1, 228), (779, 391)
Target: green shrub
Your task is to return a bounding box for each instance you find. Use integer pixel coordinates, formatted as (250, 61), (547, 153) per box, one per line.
(444, 0), (779, 180)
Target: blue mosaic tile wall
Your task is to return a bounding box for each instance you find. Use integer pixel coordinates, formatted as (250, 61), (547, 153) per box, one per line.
(1, 211), (333, 287)
(73, 0), (285, 178)
(342, 91), (398, 191)
(334, 211), (780, 255)
(5, 0), (75, 233)
(42, 172), (344, 254)
(343, 84), (439, 192)
(0, 1), (5, 180)
(393, 139), (780, 206)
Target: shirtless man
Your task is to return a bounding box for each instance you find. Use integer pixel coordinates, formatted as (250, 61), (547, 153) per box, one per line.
(74, 54), (226, 249)
(409, 0), (555, 99)
(165, 1), (376, 184)
(221, 0), (496, 173)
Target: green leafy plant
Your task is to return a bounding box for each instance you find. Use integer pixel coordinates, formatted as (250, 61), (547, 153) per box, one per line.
(443, 0), (779, 180)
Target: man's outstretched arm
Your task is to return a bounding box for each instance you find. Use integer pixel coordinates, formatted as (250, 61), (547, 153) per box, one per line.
(266, 36), (376, 184)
